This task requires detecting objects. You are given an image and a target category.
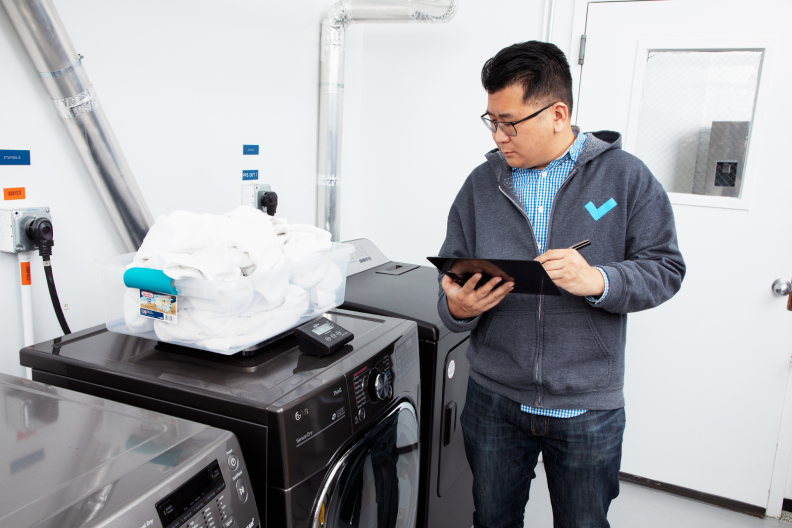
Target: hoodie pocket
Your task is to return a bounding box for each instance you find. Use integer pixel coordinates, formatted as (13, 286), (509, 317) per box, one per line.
(469, 312), (538, 388)
(541, 311), (612, 395)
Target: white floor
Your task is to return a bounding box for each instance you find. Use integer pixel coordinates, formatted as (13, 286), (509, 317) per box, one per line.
(522, 462), (789, 527)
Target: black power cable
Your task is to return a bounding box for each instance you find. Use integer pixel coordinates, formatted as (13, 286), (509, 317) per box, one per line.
(26, 217), (71, 335)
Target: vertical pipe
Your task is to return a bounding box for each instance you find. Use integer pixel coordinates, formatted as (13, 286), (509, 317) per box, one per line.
(1, 0), (153, 250)
(18, 252), (33, 379)
(317, 2), (348, 241)
(542, 0), (556, 43)
(317, 0), (458, 241)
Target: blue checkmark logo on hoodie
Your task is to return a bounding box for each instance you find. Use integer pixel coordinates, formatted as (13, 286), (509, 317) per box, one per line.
(585, 198), (617, 221)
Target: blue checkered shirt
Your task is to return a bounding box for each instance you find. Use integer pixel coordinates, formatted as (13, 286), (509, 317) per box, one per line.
(511, 132), (609, 418)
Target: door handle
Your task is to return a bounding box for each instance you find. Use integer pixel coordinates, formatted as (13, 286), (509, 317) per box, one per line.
(771, 279), (792, 311)
(443, 402), (457, 446)
(772, 279), (791, 296)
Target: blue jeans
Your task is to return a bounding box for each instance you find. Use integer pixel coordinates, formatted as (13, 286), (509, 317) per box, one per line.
(461, 377), (625, 528)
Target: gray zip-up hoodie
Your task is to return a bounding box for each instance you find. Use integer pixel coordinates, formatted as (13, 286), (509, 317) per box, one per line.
(437, 131), (685, 410)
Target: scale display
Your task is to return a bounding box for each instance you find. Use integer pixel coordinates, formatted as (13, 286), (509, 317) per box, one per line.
(312, 323), (334, 335)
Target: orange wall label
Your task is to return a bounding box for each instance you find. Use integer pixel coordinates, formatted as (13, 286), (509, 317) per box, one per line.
(4, 187), (25, 200)
(20, 262), (31, 285)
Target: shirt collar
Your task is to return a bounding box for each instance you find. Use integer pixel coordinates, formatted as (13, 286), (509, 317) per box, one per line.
(512, 131), (587, 173)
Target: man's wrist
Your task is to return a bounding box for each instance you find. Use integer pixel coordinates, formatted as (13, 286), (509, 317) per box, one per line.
(586, 265), (606, 297)
(585, 267), (610, 305)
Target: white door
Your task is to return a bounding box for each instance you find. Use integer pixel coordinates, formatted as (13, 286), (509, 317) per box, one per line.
(572, 0), (792, 513)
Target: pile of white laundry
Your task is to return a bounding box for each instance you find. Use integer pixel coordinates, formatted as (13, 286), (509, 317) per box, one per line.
(120, 205), (344, 353)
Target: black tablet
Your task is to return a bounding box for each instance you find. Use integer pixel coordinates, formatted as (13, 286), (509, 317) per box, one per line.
(426, 257), (561, 296)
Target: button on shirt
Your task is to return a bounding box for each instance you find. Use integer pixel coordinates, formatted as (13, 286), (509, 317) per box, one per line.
(510, 132), (609, 418)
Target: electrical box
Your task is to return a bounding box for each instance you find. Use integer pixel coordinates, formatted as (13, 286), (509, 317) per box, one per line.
(0, 207), (51, 253)
(241, 184), (277, 215)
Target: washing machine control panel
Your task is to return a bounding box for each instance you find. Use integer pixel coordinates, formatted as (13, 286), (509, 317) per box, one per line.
(153, 440), (260, 528)
(278, 323), (420, 488)
(348, 334), (416, 434)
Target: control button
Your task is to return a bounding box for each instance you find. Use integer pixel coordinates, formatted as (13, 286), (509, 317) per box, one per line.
(223, 517), (235, 528)
(227, 455), (239, 470)
(387, 386), (393, 399)
(358, 408), (365, 421)
(235, 478), (249, 503)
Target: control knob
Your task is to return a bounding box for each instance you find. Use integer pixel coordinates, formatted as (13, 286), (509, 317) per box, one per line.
(367, 368), (389, 402)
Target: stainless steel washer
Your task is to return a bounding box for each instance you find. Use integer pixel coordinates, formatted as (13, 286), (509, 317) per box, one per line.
(0, 373), (261, 528)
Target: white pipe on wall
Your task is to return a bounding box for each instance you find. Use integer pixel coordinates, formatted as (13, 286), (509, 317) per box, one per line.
(18, 251), (34, 379)
(317, 0), (458, 241)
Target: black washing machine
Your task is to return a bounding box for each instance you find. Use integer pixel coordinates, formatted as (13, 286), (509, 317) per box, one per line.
(341, 239), (473, 528)
(21, 309), (421, 528)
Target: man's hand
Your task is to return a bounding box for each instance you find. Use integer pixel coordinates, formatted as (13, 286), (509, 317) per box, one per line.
(442, 273), (514, 320)
(536, 249), (605, 297)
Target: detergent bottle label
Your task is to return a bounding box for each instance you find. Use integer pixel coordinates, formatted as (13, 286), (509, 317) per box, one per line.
(140, 290), (177, 324)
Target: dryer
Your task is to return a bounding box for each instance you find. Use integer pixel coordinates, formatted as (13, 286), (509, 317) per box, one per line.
(20, 309), (421, 528)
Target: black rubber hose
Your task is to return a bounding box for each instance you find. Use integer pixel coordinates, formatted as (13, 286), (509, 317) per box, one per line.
(43, 258), (71, 335)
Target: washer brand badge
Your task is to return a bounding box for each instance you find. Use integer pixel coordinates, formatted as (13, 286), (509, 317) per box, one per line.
(447, 360), (456, 379)
(333, 387), (342, 396)
(295, 408), (309, 420)
(139, 521), (153, 528)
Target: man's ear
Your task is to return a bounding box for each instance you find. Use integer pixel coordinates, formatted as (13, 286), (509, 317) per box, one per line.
(552, 102), (569, 133)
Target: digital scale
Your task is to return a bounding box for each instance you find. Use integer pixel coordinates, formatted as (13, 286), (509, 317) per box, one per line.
(294, 316), (354, 357)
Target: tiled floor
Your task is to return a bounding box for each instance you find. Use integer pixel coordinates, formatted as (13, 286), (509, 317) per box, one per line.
(521, 462), (789, 527)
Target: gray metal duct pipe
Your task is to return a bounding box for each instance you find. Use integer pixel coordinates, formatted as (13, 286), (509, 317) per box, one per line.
(317, 0), (457, 241)
(2, 0), (153, 251)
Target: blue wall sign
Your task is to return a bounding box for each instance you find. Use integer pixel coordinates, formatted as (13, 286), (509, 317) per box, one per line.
(243, 145), (259, 155)
(0, 150), (30, 165)
(243, 170), (259, 181)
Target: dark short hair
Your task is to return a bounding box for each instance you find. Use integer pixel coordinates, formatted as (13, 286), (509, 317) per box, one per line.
(481, 41), (574, 114)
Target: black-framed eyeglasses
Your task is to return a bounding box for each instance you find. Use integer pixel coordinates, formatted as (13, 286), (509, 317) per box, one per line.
(480, 102), (557, 136)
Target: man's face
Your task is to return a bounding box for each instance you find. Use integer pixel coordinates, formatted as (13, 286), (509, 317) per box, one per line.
(485, 84), (557, 169)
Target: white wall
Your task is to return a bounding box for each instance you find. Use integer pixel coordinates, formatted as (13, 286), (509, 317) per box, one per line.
(0, 0), (574, 377)
(341, 0), (579, 264)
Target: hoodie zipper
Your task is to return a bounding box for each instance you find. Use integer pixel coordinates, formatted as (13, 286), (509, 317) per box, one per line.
(498, 186), (544, 403)
(498, 162), (586, 407)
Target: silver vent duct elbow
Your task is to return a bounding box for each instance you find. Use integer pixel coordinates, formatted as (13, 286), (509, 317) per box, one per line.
(317, 0), (458, 241)
(2, 0), (153, 251)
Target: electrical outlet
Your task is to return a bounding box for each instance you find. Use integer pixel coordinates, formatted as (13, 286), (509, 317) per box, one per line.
(0, 207), (52, 253)
(241, 184), (274, 214)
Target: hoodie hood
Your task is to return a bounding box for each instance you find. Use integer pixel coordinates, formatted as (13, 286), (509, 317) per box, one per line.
(484, 130), (624, 187)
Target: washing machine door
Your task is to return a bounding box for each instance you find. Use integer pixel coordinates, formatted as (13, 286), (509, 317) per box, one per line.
(312, 402), (420, 528)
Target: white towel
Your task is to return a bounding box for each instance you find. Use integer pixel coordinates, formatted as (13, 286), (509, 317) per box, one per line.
(152, 286), (309, 353)
(282, 224), (332, 264)
(120, 206), (339, 353)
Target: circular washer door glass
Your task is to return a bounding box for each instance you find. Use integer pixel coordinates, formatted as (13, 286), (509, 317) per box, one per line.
(323, 403), (419, 528)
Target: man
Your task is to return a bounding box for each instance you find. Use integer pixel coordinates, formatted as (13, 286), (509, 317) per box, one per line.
(436, 41), (685, 528)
